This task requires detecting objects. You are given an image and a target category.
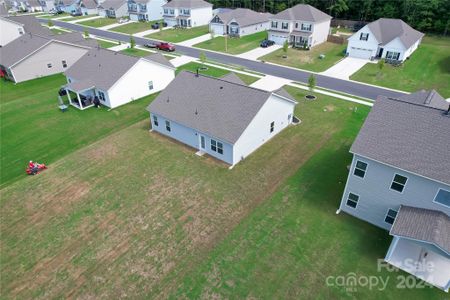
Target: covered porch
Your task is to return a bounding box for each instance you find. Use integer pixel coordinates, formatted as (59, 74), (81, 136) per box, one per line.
(289, 31), (312, 48)
(64, 80), (96, 110)
(385, 206), (450, 292)
(176, 15), (191, 27)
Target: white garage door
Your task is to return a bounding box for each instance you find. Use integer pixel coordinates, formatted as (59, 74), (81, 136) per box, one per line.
(210, 24), (224, 35)
(348, 47), (373, 59)
(268, 33), (287, 45)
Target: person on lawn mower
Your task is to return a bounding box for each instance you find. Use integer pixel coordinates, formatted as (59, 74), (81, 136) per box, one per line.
(29, 161), (39, 173)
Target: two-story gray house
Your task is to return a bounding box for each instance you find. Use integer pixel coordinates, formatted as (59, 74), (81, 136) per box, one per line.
(127, 0), (166, 22)
(338, 90), (450, 292)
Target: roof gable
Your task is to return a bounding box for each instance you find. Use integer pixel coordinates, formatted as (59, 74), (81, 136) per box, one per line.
(163, 0), (212, 9)
(215, 8), (272, 27)
(271, 4), (331, 23)
(366, 18), (424, 48)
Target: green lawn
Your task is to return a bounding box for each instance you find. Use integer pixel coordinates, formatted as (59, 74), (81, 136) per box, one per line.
(260, 42), (347, 72)
(177, 62), (260, 85)
(96, 38), (120, 48)
(62, 14), (99, 22)
(350, 36), (450, 97)
(147, 25), (209, 43)
(194, 31), (267, 55)
(38, 13), (69, 19)
(50, 28), (69, 35)
(0, 74), (157, 188)
(78, 17), (117, 28)
(111, 20), (161, 34)
(120, 47), (152, 57)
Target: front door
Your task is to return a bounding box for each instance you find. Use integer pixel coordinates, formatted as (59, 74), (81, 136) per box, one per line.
(199, 135), (205, 149)
(377, 47), (384, 58)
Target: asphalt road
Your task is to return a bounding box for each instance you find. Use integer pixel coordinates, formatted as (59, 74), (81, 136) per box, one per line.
(46, 19), (406, 100)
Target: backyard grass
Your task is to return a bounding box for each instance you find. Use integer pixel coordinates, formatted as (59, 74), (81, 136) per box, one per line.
(96, 38), (120, 48)
(0, 74), (157, 187)
(260, 42), (347, 72)
(120, 47), (153, 57)
(177, 62), (260, 85)
(194, 31), (267, 55)
(78, 17), (117, 28)
(350, 36), (450, 97)
(111, 20), (161, 34)
(147, 25), (209, 43)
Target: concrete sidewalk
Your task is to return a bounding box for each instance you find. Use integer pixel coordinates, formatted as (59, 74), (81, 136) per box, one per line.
(321, 57), (371, 80)
(177, 33), (212, 47)
(170, 56), (197, 67)
(237, 45), (281, 61)
(250, 75), (291, 91)
(69, 15), (102, 24)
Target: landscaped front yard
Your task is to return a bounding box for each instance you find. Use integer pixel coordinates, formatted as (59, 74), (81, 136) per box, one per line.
(350, 36), (450, 97)
(260, 42), (347, 72)
(78, 17), (117, 28)
(96, 38), (120, 48)
(111, 20), (161, 34)
(120, 47), (153, 57)
(194, 31), (267, 54)
(50, 27), (69, 35)
(62, 14), (98, 22)
(146, 25), (209, 43)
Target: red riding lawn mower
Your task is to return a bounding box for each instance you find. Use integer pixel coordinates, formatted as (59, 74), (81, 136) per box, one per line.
(26, 161), (48, 175)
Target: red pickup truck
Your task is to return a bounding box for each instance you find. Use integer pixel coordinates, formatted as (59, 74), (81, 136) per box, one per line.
(156, 42), (175, 52)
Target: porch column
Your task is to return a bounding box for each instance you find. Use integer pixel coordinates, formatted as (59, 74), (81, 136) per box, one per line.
(66, 89), (71, 103)
(76, 93), (83, 110)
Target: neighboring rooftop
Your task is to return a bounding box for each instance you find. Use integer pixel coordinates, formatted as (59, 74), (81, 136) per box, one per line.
(213, 8), (272, 27)
(148, 71), (295, 144)
(351, 90), (450, 185)
(3, 15), (52, 36)
(163, 0), (212, 9)
(0, 32), (97, 68)
(81, 0), (98, 9)
(220, 72), (247, 85)
(98, 0), (125, 9)
(391, 206), (450, 254)
(65, 48), (173, 91)
(271, 4), (331, 23)
(366, 18), (424, 48)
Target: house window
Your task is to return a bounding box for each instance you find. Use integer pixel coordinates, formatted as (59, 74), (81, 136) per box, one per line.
(163, 8), (168, 14)
(360, 33), (369, 41)
(353, 160), (368, 178)
(271, 21), (277, 28)
(47, 63), (52, 68)
(301, 23), (312, 31)
(170, 9), (174, 14)
(390, 174), (407, 193)
(217, 142), (223, 154)
(98, 91), (105, 101)
(433, 189), (450, 207)
(148, 81), (153, 90)
(384, 209), (398, 225)
(62, 60), (67, 68)
(18, 28), (24, 34)
(153, 115), (158, 126)
(270, 121), (274, 133)
(281, 22), (288, 30)
(210, 139), (223, 154)
(211, 139), (217, 152)
(346, 193), (359, 208)
(165, 120), (171, 132)
(295, 22), (298, 29)
(386, 51), (400, 60)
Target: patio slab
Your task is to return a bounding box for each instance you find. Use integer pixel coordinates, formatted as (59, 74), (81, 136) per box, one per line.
(237, 45), (282, 60)
(321, 57), (371, 80)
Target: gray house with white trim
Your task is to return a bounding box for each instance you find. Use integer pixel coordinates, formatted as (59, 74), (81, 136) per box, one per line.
(338, 90), (450, 292)
(147, 71), (297, 166)
(209, 8), (272, 37)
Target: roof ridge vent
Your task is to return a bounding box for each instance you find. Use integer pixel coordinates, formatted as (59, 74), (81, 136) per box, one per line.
(424, 90), (435, 104)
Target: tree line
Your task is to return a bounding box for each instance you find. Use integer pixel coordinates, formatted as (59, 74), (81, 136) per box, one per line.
(206, 0), (450, 34)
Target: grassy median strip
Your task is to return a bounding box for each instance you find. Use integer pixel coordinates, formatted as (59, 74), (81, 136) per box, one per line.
(194, 31), (266, 55)
(78, 17), (117, 28)
(146, 25), (209, 43)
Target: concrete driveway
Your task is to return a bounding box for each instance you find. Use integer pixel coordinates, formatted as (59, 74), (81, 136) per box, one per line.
(321, 57), (371, 80)
(237, 45), (282, 60)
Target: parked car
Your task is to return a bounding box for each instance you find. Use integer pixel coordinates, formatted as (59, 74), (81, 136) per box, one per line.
(71, 11), (82, 16)
(260, 39), (275, 48)
(50, 9), (64, 15)
(118, 18), (129, 24)
(151, 22), (168, 29)
(156, 42), (175, 52)
(144, 42), (157, 48)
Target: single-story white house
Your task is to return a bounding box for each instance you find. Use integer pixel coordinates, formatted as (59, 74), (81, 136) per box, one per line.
(209, 8), (272, 37)
(347, 18), (424, 61)
(147, 71), (298, 166)
(0, 32), (96, 83)
(0, 15), (51, 46)
(98, 0), (128, 18)
(80, 0), (98, 15)
(63, 48), (175, 109)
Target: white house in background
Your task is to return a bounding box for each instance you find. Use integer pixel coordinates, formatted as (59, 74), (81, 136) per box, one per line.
(347, 18), (424, 61)
(98, 0), (127, 18)
(162, 0), (212, 28)
(41, 0), (56, 12)
(147, 71), (297, 166)
(0, 15), (51, 46)
(0, 32), (96, 83)
(64, 48), (175, 109)
(268, 4), (331, 48)
(127, 0), (166, 21)
(209, 8), (272, 37)
(26, 0), (43, 11)
(56, 0), (80, 13)
(80, 0), (98, 15)
(337, 90), (450, 292)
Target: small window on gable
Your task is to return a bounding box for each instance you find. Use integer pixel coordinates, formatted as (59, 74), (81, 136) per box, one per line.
(270, 121), (274, 133)
(47, 63), (52, 68)
(165, 120), (171, 132)
(434, 189), (450, 207)
(153, 115), (158, 126)
(148, 81), (153, 90)
(353, 160), (368, 178)
(360, 33), (369, 41)
(384, 209), (398, 225)
(390, 174), (407, 193)
(346, 193), (359, 208)
(62, 60), (67, 68)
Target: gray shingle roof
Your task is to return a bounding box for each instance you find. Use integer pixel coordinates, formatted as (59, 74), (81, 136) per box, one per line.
(98, 0), (125, 9)
(163, 0), (212, 9)
(390, 206), (450, 254)
(0, 32), (95, 68)
(214, 8), (272, 27)
(397, 89), (448, 110)
(4, 15), (52, 35)
(148, 70), (274, 144)
(271, 4), (331, 23)
(143, 52), (174, 69)
(367, 18), (424, 49)
(351, 91), (450, 185)
(220, 72), (246, 85)
(81, 0), (98, 9)
(273, 87), (296, 102)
